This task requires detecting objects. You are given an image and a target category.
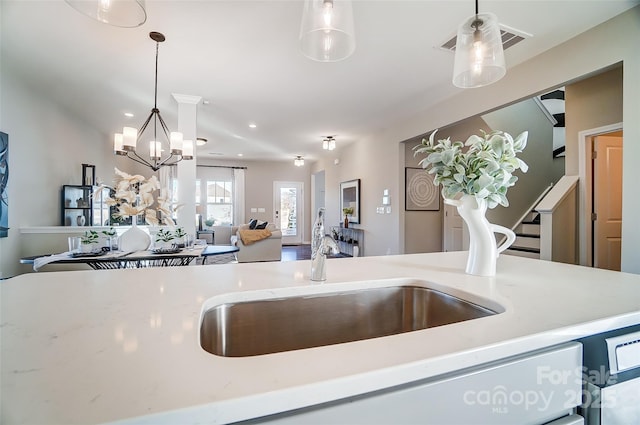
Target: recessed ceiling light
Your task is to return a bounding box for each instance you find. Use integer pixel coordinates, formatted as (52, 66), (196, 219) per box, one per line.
(124, 112), (134, 118)
(237, 153), (244, 157)
(248, 123), (257, 129)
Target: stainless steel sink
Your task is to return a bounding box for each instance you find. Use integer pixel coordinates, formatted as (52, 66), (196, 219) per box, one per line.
(200, 285), (499, 357)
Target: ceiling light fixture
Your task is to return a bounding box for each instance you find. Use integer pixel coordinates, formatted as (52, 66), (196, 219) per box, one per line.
(113, 32), (193, 172)
(452, 0), (506, 88)
(299, 0), (356, 62)
(196, 138), (208, 146)
(294, 156), (305, 167)
(64, 0), (147, 28)
(322, 136), (336, 151)
(248, 123), (257, 129)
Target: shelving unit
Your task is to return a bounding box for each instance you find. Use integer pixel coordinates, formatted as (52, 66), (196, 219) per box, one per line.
(61, 185), (93, 227)
(331, 226), (363, 257)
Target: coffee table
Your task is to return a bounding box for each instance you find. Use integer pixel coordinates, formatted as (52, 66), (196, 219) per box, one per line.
(198, 245), (240, 265)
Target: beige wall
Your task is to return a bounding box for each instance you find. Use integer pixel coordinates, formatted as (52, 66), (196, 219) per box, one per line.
(0, 65), (128, 278)
(481, 98), (559, 228)
(565, 66), (623, 175)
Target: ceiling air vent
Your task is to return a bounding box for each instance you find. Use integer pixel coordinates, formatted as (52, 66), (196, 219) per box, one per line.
(439, 24), (530, 52)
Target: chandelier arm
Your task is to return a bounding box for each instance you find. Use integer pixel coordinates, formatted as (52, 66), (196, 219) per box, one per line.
(125, 151), (155, 169)
(155, 155), (183, 171)
(156, 112), (172, 141)
(137, 110), (156, 138)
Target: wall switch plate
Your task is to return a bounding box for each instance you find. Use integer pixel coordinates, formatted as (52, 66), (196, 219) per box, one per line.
(258, 207), (266, 213)
(386, 206), (392, 214)
(250, 208), (257, 213)
(376, 207), (385, 214)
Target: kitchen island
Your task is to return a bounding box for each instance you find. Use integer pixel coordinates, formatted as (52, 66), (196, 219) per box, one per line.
(2, 252), (640, 424)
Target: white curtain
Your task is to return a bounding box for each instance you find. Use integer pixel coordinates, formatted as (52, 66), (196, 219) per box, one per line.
(159, 165), (177, 205)
(232, 168), (245, 225)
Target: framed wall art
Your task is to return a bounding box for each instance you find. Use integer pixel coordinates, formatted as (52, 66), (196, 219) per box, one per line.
(0, 131), (8, 238)
(340, 179), (360, 224)
(405, 167), (440, 211)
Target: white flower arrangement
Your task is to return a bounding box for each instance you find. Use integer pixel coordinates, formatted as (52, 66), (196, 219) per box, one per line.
(96, 168), (181, 226)
(414, 130), (529, 209)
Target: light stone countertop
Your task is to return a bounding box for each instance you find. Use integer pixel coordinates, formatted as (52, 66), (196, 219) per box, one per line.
(2, 252), (640, 424)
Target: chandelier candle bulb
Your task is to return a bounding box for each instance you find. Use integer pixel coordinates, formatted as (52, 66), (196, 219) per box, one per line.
(150, 141), (162, 160)
(122, 126), (137, 151)
(182, 140), (194, 159)
(114, 133), (126, 155)
(170, 132), (183, 154)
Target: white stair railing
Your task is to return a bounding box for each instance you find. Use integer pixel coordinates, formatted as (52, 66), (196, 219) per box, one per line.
(535, 175), (579, 263)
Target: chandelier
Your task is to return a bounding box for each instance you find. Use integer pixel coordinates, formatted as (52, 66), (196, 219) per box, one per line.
(113, 32), (193, 172)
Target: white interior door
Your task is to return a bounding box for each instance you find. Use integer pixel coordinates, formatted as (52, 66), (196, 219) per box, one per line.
(274, 181), (303, 245)
(443, 202), (468, 252)
(593, 135), (623, 271)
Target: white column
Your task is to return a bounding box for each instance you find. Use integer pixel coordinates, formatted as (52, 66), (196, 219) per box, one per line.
(172, 93), (201, 236)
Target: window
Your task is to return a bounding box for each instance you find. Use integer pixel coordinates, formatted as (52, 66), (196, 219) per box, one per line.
(203, 180), (233, 226)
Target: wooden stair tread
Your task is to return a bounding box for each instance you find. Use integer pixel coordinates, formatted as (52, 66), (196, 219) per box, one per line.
(507, 246), (541, 254)
(516, 233), (541, 239)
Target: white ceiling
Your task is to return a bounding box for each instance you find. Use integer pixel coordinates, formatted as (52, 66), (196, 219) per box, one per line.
(2, 0), (637, 162)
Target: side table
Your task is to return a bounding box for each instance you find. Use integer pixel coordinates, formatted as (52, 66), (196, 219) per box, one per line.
(196, 230), (215, 244)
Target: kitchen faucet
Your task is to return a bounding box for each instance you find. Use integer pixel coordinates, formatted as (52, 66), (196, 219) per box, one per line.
(311, 208), (339, 281)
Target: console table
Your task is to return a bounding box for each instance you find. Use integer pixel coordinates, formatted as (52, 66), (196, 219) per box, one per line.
(331, 227), (363, 257)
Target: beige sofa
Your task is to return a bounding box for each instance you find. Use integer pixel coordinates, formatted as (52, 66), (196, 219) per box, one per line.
(230, 223), (282, 263)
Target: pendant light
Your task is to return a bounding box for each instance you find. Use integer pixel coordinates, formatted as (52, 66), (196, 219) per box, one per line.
(322, 136), (336, 151)
(452, 0), (506, 88)
(114, 32), (193, 172)
(294, 156), (305, 167)
(65, 0), (147, 28)
(299, 0), (356, 62)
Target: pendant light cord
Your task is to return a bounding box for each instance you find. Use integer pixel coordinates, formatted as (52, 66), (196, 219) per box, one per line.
(154, 41), (159, 110)
(472, 0), (481, 31)
(153, 40), (159, 143)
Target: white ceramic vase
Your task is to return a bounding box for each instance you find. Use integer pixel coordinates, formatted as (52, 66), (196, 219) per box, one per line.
(118, 218), (150, 252)
(445, 195), (516, 277)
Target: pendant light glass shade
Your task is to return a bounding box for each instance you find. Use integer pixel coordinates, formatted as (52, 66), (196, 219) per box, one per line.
(65, 0), (147, 28)
(452, 12), (506, 88)
(299, 0), (356, 62)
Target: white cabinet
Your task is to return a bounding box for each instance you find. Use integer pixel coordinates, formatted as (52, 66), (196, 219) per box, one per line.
(249, 342), (583, 424)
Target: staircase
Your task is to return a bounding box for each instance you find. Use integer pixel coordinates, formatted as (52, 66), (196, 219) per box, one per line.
(504, 210), (541, 259)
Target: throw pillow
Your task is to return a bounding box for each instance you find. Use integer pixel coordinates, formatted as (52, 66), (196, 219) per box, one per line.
(255, 221), (268, 230)
(248, 219), (258, 230)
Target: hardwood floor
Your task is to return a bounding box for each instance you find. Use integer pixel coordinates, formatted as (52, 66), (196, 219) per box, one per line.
(281, 244), (311, 261)
(204, 244), (347, 265)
